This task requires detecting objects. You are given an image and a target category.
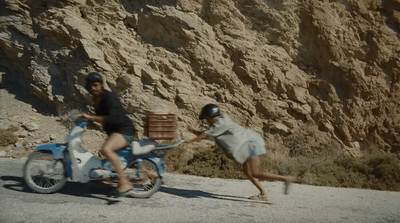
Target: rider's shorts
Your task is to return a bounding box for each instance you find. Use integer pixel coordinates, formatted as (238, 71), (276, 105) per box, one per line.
(119, 133), (134, 147)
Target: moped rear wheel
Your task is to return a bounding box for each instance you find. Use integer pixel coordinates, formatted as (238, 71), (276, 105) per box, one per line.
(24, 151), (67, 193)
(125, 158), (162, 198)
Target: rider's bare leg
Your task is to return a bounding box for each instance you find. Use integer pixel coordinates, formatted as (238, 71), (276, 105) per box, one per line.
(102, 133), (132, 192)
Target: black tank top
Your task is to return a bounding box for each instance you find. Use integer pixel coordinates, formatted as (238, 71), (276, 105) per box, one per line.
(95, 90), (136, 136)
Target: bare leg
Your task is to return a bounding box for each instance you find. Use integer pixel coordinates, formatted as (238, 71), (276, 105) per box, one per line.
(243, 160), (267, 195)
(246, 156), (286, 182)
(244, 156), (293, 195)
(101, 133), (132, 192)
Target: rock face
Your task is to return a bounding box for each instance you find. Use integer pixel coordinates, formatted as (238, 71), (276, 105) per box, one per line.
(1, 0), (399, 156)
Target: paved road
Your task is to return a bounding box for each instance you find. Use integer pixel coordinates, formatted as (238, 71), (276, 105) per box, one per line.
(0, 158), (399, 223)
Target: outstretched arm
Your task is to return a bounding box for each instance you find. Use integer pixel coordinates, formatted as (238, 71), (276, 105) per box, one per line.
(185, 126), (208, 143)
(185, 132), (208, 143)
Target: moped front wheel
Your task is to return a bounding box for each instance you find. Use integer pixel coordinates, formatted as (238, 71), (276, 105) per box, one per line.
(125, 158), (162, 198)
(24, 151), (67, 193)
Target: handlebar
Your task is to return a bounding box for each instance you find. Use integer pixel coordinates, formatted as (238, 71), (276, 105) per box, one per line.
(74, 119), (89, 127)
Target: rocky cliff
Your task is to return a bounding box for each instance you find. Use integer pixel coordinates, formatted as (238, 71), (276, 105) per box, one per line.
(1, 0), (399, 156)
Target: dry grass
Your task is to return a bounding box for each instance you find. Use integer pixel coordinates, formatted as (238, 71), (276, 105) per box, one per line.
(0, 126), (18, 146)
(164, 142), (400, 192)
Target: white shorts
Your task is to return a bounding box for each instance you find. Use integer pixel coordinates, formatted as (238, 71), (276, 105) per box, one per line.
(248, 134), (267, 159)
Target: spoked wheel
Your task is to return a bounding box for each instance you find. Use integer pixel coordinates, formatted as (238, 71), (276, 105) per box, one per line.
(23, 151), (67, 193)
(125, 158), (162, 198)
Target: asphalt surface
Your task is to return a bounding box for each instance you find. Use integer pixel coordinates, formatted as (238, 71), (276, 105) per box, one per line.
(0, 158), (399, 223)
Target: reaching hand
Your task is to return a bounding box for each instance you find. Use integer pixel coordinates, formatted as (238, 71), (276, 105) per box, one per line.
(80, 112), (92, 120)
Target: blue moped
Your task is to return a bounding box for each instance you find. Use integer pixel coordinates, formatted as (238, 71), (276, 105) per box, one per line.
(23, 119), (184, 198)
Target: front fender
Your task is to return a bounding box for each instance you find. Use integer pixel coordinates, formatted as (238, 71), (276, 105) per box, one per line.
(148, 156), (165, 176)
(141, 155), (165, 177)
(35, 143), (67, 159)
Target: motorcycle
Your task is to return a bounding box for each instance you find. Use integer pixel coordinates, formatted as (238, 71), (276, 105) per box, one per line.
(23, 118), (184, 198)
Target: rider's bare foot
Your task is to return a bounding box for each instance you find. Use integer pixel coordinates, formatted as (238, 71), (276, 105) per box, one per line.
(117, 182), (133, 193)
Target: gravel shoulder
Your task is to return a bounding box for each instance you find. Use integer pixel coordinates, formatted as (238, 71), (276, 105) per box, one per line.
(1, 158), (400, 223)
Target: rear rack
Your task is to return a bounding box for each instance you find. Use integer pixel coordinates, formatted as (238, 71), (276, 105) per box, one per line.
(154, 140), (185, 151)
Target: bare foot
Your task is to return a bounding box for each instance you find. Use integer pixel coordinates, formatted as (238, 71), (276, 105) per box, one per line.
(117, 181), (133, 192)
(284, 176), (295, 195)
(248, 194), (269, 201)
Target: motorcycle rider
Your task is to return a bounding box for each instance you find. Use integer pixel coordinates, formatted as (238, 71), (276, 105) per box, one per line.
(185, 104), (294, 201)
(81, 72), (136, 197)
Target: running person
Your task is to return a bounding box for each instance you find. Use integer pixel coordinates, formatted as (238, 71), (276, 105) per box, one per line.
(185, 104), (294, 201)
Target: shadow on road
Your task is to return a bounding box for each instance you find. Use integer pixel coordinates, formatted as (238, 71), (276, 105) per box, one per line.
(1, 176), (32, 193)
(160, 186), (272, 205)
(0, 175), (120, 205)
(1, 175), (272, 205)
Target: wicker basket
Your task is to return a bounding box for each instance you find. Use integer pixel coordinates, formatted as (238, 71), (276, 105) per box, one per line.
(147, 113), (177, 140)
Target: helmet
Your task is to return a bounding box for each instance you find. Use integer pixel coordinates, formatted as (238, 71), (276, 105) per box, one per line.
(199, 104), (220, 120)
(85, 72), (103, 90)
